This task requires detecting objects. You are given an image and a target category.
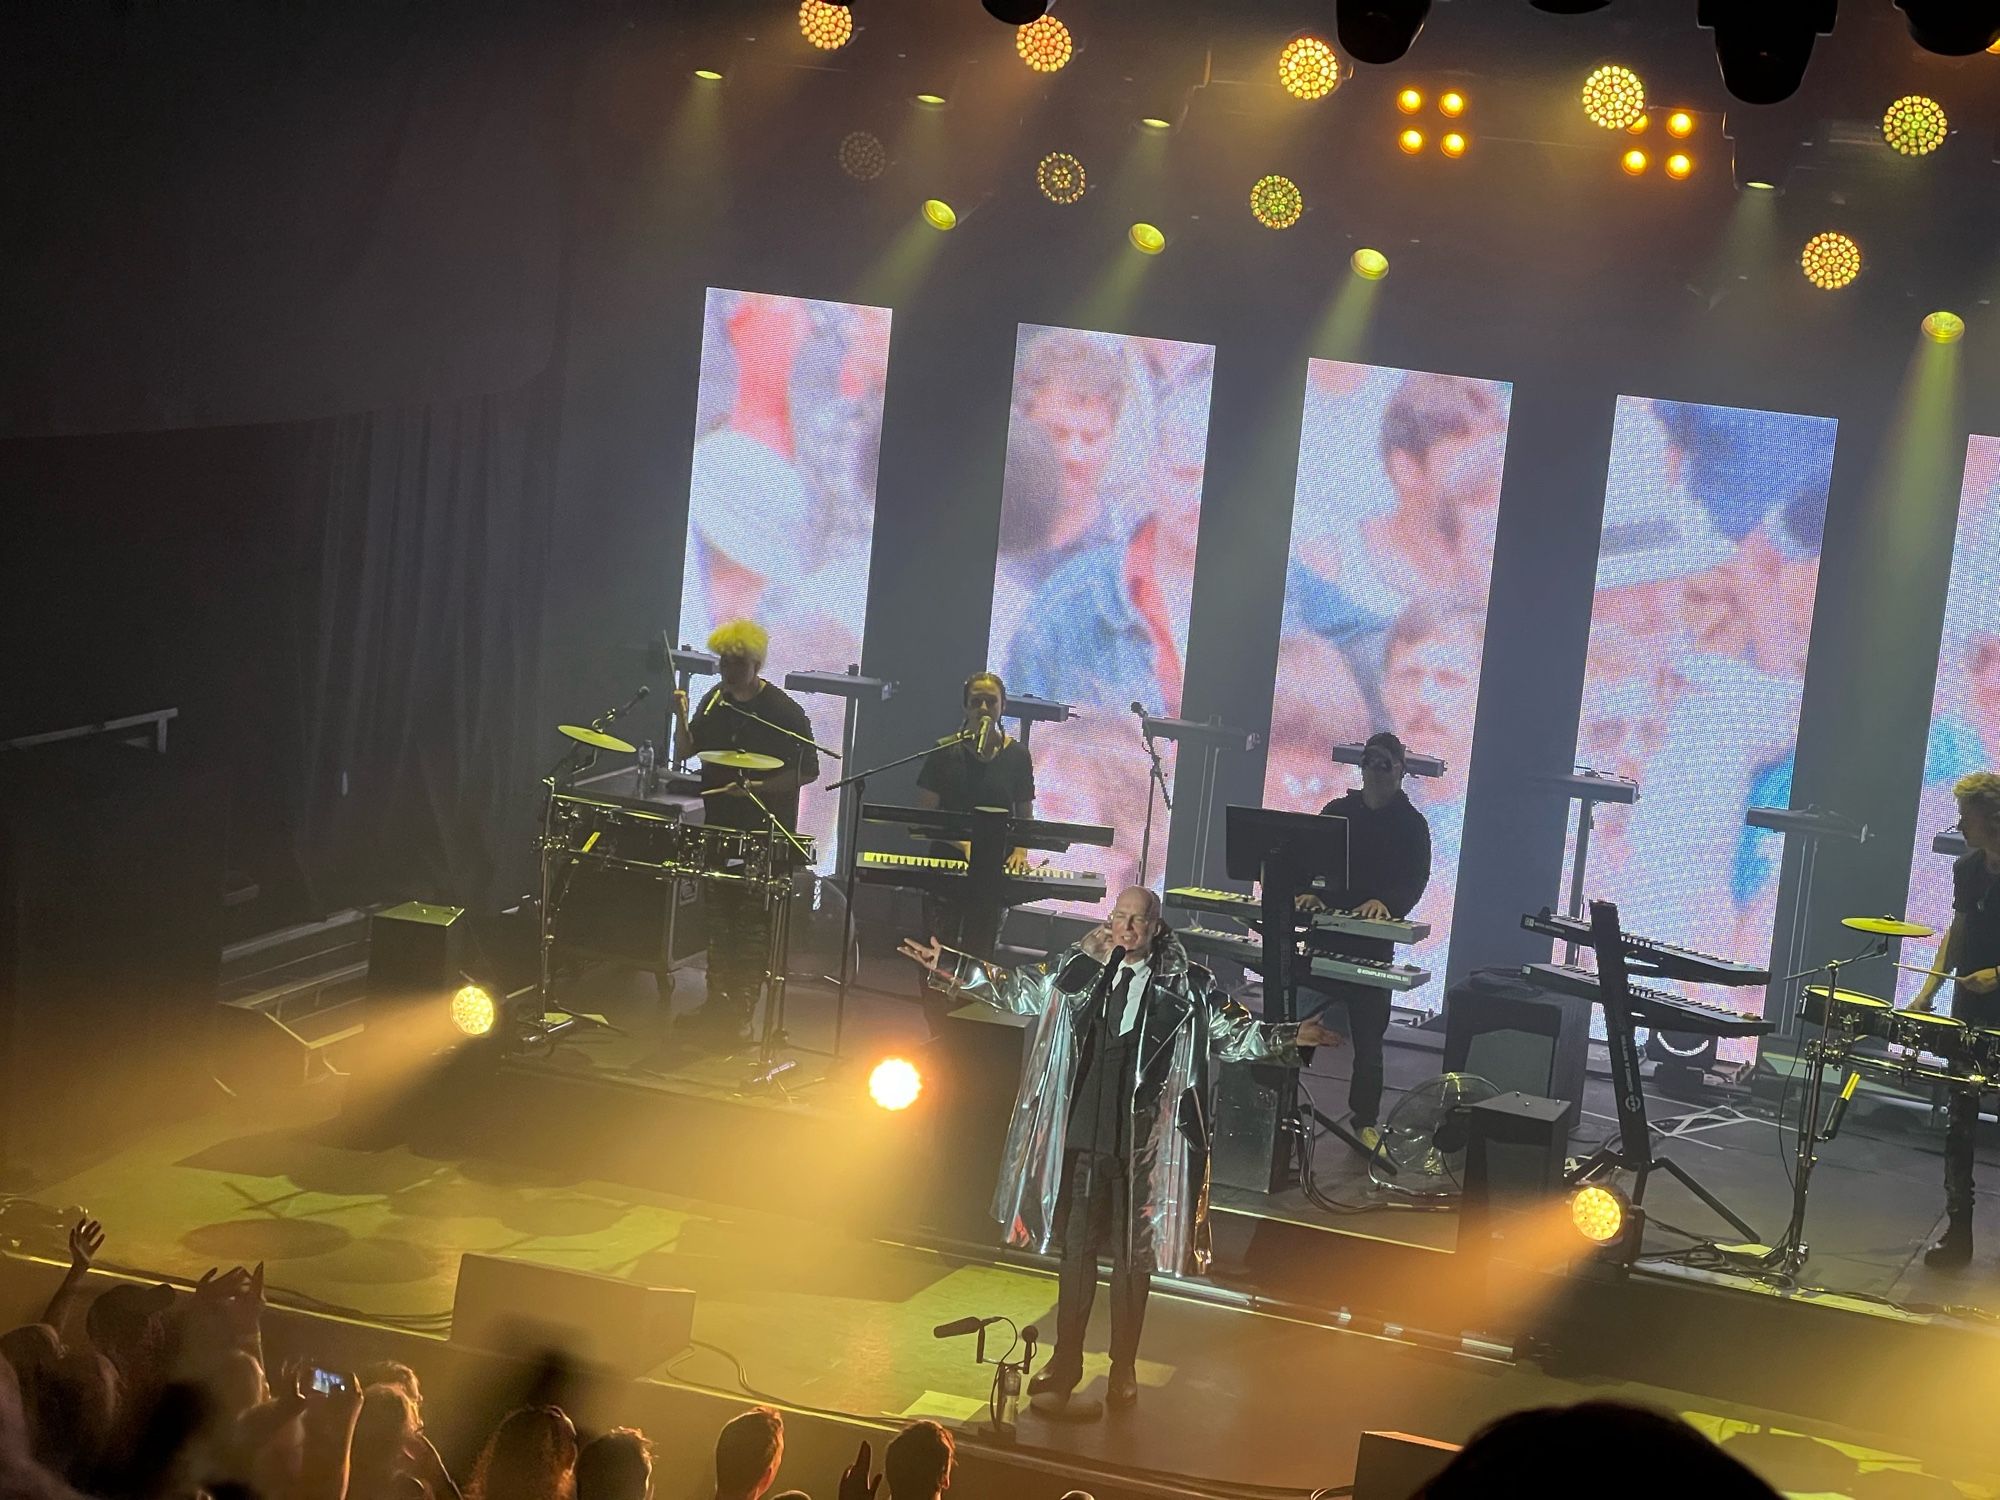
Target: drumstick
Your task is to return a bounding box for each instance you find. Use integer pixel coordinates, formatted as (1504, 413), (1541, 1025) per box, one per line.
(1891, 961), (1954, 979)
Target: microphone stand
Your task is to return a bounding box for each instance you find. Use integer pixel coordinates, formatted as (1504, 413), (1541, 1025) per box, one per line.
(1727, 936), (1886, 1278)
(711, 695), (842, 762)
(592, 686), (651, 735)
(825, 729), (978, 1055)
(1135, 714), (1173, 889)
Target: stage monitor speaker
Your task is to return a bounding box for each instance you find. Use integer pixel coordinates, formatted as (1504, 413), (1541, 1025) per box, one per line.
(1460, 1091), (1571, 1261)
(1212, 1061), (1298, 1194)
(1443, 967), (1588, 1129)
(1353, 1430), (1460, 1500)
(451, 1252), (695, 1375)
(347, 903), (467, 1136)
(368, 902), (465, 999)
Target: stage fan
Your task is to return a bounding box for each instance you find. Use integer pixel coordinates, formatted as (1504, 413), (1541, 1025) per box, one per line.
(1368, 1072), (1500, 1197)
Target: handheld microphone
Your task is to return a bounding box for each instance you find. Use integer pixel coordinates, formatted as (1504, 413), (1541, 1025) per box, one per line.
(1823, 1070), (1862, 1139)
(933, 1316), (996, 1339)
(1129, 701), (1148, 718)
(635, 685), (651, 700)
(975, 714), (994, 757)
(1104, 944), (1127, 971)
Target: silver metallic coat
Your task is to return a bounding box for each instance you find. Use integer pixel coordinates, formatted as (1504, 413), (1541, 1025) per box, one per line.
(934, 927), (1302, 1275)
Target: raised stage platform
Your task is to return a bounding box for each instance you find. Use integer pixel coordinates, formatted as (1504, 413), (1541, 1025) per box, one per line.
(10, 956), (2000, 1496)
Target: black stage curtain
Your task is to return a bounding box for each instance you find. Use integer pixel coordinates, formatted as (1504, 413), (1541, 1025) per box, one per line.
(0, 1), (572, 438)
(0, 374), (561, 927)
(287, 378), (562, 916)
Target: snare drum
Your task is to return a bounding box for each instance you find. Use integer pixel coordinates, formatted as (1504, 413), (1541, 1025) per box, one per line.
(552, 798), (694, 872)
(1800, 985), (1892, 1039)
(1881, 1007), (1970, 1063)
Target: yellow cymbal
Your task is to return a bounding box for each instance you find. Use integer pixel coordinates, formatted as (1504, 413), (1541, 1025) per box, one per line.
(698, 749), (784, 772)
(559, 724), (635, 753)
(1841, 915), (1934, 938)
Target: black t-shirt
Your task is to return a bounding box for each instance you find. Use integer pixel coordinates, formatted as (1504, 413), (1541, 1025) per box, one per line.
(1952, 850), (2000, 1019)
(916, 736), (1036, 815)
(688, 681), (820, 832)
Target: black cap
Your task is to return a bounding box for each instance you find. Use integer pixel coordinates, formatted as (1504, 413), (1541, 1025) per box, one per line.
(1363, 731), (1408, 766)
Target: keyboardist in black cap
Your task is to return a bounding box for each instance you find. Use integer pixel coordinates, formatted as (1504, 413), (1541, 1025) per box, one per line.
(912, 672), (1037, 1031)
(1294, 730), (1432, 1151)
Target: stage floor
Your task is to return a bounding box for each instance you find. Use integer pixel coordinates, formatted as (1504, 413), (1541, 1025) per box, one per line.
(15, 1083), (2000, 1499)
(525, 954), (2000, 1314)
(15, 957), (2000, 1493)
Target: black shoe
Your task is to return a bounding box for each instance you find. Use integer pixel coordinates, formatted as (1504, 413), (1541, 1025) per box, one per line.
(1028, 1358), (1080, 1408)
(1106, 1365), (1139, 1409)
(1926, 1223), (1973, 1270)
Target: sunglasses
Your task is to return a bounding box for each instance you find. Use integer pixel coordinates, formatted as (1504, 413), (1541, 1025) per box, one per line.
(1361, 754), (1400, 772)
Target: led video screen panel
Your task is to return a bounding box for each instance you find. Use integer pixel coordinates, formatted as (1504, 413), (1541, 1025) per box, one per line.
(987, 324), (1217, 910)
(1563, 396), (1837, 1058)
(1263, 361), (1515, 1014)
(678, 288), (893, 874)
(1896, 437), (2000, 1007)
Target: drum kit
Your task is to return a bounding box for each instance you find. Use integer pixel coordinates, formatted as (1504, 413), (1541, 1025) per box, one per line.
(1757, 911), (1986, 1277)
(535, 722), (815, 1059)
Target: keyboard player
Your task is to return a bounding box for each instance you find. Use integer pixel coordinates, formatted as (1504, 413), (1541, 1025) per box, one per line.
(912, 672), (1037, 1032)
(1290, 731), (1433, 1150)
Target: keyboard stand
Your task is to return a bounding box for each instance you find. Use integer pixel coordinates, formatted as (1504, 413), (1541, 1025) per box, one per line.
(1566, 900), (1760, 1243)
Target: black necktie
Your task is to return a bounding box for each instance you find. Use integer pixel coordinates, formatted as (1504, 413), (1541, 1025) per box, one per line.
(1110, 968), (1134, 1035)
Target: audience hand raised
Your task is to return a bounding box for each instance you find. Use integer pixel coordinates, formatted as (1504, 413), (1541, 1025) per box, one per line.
(838, 1439), (880, 1500)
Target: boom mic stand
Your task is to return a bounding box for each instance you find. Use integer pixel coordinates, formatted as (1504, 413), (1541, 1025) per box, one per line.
(1135, 715), (1172, 888)
(1730, 936), (1885, 1278)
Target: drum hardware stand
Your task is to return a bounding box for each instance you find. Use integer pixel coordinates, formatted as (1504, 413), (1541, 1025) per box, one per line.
(737, 785), (818, 1086)
(826, 731), (976, 1055)
(1726, 938), (1886, 1277)
(534, 688), (651, 1013)
(687, 697), (835, 1076)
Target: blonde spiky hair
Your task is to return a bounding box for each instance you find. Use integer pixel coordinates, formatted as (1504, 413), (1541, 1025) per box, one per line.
(1955, 771), (2000, 821)
(707, 619), (770, 663)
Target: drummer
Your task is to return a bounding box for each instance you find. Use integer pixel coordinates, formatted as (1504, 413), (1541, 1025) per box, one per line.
(670, 619), (821, 1045)
(1907, 770), (2000, 1270)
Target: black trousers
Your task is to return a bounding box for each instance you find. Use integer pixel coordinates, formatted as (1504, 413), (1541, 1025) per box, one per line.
(1050, 1148), (1153, 1376)
(704, 882), (770, 1020)
(1301, 981), (1393, 1126)
(1946, 1086), (1980, 1224)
